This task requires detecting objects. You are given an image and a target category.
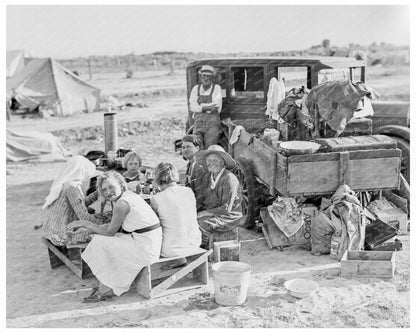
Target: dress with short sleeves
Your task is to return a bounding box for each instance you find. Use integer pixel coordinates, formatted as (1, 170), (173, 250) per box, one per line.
(150, 185), (202, 257)
(81, 190), (162, 296)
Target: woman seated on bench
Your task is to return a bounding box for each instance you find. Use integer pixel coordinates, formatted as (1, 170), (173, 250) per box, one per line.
(42, 155), (110, 246)
(66, 171), (162, 303)
(150, 162), (201, 257)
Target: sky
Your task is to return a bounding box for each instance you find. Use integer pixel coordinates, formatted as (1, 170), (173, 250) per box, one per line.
(5, 4), (411, 59)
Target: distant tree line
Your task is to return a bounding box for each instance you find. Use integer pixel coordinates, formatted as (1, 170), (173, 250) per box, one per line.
(58, 40), (409, 75)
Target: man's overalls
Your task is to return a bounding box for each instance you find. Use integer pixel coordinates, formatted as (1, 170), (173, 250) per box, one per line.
(193, 84), (221, 149)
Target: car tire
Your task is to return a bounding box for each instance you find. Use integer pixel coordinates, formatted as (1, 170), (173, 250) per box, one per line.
(389, 135), (410, 184)
(233, 157), (260, 229)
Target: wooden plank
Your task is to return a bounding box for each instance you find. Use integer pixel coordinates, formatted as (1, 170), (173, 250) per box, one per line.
(347, 157), (400, 190)
(346, 250), (393, 261)
(262, 225), (273, 250)
(287, 157), (400, 194)
(66, 243), (89, 249)
(339, 151), (350, 185)
(189, 253), (208, 284)
(288, 160), (340, 194)
(233, 131), (276, 186)
(288, 148), (401, 163)
(41, 237), (83, 279)
(149, 249), (212, 298)
(156, 248), (206, 263)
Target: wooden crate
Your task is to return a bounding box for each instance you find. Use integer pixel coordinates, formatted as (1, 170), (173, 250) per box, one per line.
(213, 240), (240, 262)
(377, 208), (408, 235)
(341, 250), (395, 278)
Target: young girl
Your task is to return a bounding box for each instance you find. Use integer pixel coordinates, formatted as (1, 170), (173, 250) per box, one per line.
(122, 151), (144, 193)
(122, 151), (143, 180)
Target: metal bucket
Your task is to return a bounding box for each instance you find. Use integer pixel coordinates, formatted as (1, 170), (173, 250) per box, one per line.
(212, 261), (252, 306)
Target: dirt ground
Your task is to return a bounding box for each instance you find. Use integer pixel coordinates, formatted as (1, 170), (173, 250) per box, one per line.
(5, 69), (411, 328)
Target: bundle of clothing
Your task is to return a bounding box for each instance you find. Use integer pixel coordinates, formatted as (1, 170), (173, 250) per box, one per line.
(277, 86), (313, 130)
(306, 80), (378, 138)
(267, 196), (304, 238)
(311, 184), (365, 260)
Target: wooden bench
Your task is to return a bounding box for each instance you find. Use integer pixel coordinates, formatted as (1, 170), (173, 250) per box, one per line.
(42, 237), (92, 279)
(135, 248), (212, 299)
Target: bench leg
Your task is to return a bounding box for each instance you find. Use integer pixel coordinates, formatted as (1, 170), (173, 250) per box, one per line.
(48, 248), (65, 269)
(150, 250), (212, 298)
(188, 254), (208, 284)
(135, 266), (152, 299)
(81, 260), (93, 279)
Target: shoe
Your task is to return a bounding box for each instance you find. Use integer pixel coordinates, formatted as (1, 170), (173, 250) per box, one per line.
(82, 289), (114, 303)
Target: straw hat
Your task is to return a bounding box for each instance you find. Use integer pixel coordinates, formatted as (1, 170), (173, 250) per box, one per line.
(196, 145), (236, 169)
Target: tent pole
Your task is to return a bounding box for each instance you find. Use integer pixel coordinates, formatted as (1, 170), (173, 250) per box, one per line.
(50, 59), (64, 116)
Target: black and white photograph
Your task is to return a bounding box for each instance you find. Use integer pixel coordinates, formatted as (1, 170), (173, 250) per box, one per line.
(3, 1), (413, 329)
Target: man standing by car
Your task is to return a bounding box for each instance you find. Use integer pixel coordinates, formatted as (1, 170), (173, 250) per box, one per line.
(189, 65), (223, 149)
(181, 134), (207, 211)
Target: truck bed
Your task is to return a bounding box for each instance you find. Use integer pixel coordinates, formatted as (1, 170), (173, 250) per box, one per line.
(229, 121), (401, 197)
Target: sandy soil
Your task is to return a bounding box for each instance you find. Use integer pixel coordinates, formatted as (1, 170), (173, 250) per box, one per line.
(5, 69), (411, 328)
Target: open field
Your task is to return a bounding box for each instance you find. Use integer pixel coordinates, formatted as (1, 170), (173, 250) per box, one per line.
(6, 65), (410, 328)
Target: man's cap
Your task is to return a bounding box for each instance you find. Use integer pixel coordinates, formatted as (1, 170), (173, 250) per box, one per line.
(198, 65), (215, 76)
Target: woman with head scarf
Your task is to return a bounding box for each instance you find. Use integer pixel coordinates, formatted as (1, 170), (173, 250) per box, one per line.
(42, 155), (108, 246)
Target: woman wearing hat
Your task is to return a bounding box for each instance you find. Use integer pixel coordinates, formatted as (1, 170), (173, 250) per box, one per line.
(189, 65), (223, 149)
(195, 145), (243, 248)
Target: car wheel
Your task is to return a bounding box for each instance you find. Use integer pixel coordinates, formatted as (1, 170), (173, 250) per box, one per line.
(390, 136), (410, 184)
(232, 157), (260, 229)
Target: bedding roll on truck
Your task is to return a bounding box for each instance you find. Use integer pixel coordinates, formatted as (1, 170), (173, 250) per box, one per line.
(178, 56), (409, 229)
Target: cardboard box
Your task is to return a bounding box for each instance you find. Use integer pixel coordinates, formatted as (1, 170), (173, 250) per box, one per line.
(377, 208), (408, 235)
(341, 250), (395, 278)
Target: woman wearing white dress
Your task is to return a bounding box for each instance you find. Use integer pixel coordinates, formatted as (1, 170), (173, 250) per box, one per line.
(67, 171), (162, 302)
(150, 162), (202, 257)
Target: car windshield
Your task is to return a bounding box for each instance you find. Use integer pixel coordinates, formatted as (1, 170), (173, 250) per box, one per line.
(318, 68), (352, 83)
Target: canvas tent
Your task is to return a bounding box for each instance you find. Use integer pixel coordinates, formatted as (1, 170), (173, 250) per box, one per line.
(6, 49), (31, 77)
(6, 58), (100, 116)
(6, 129), (71, 162)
